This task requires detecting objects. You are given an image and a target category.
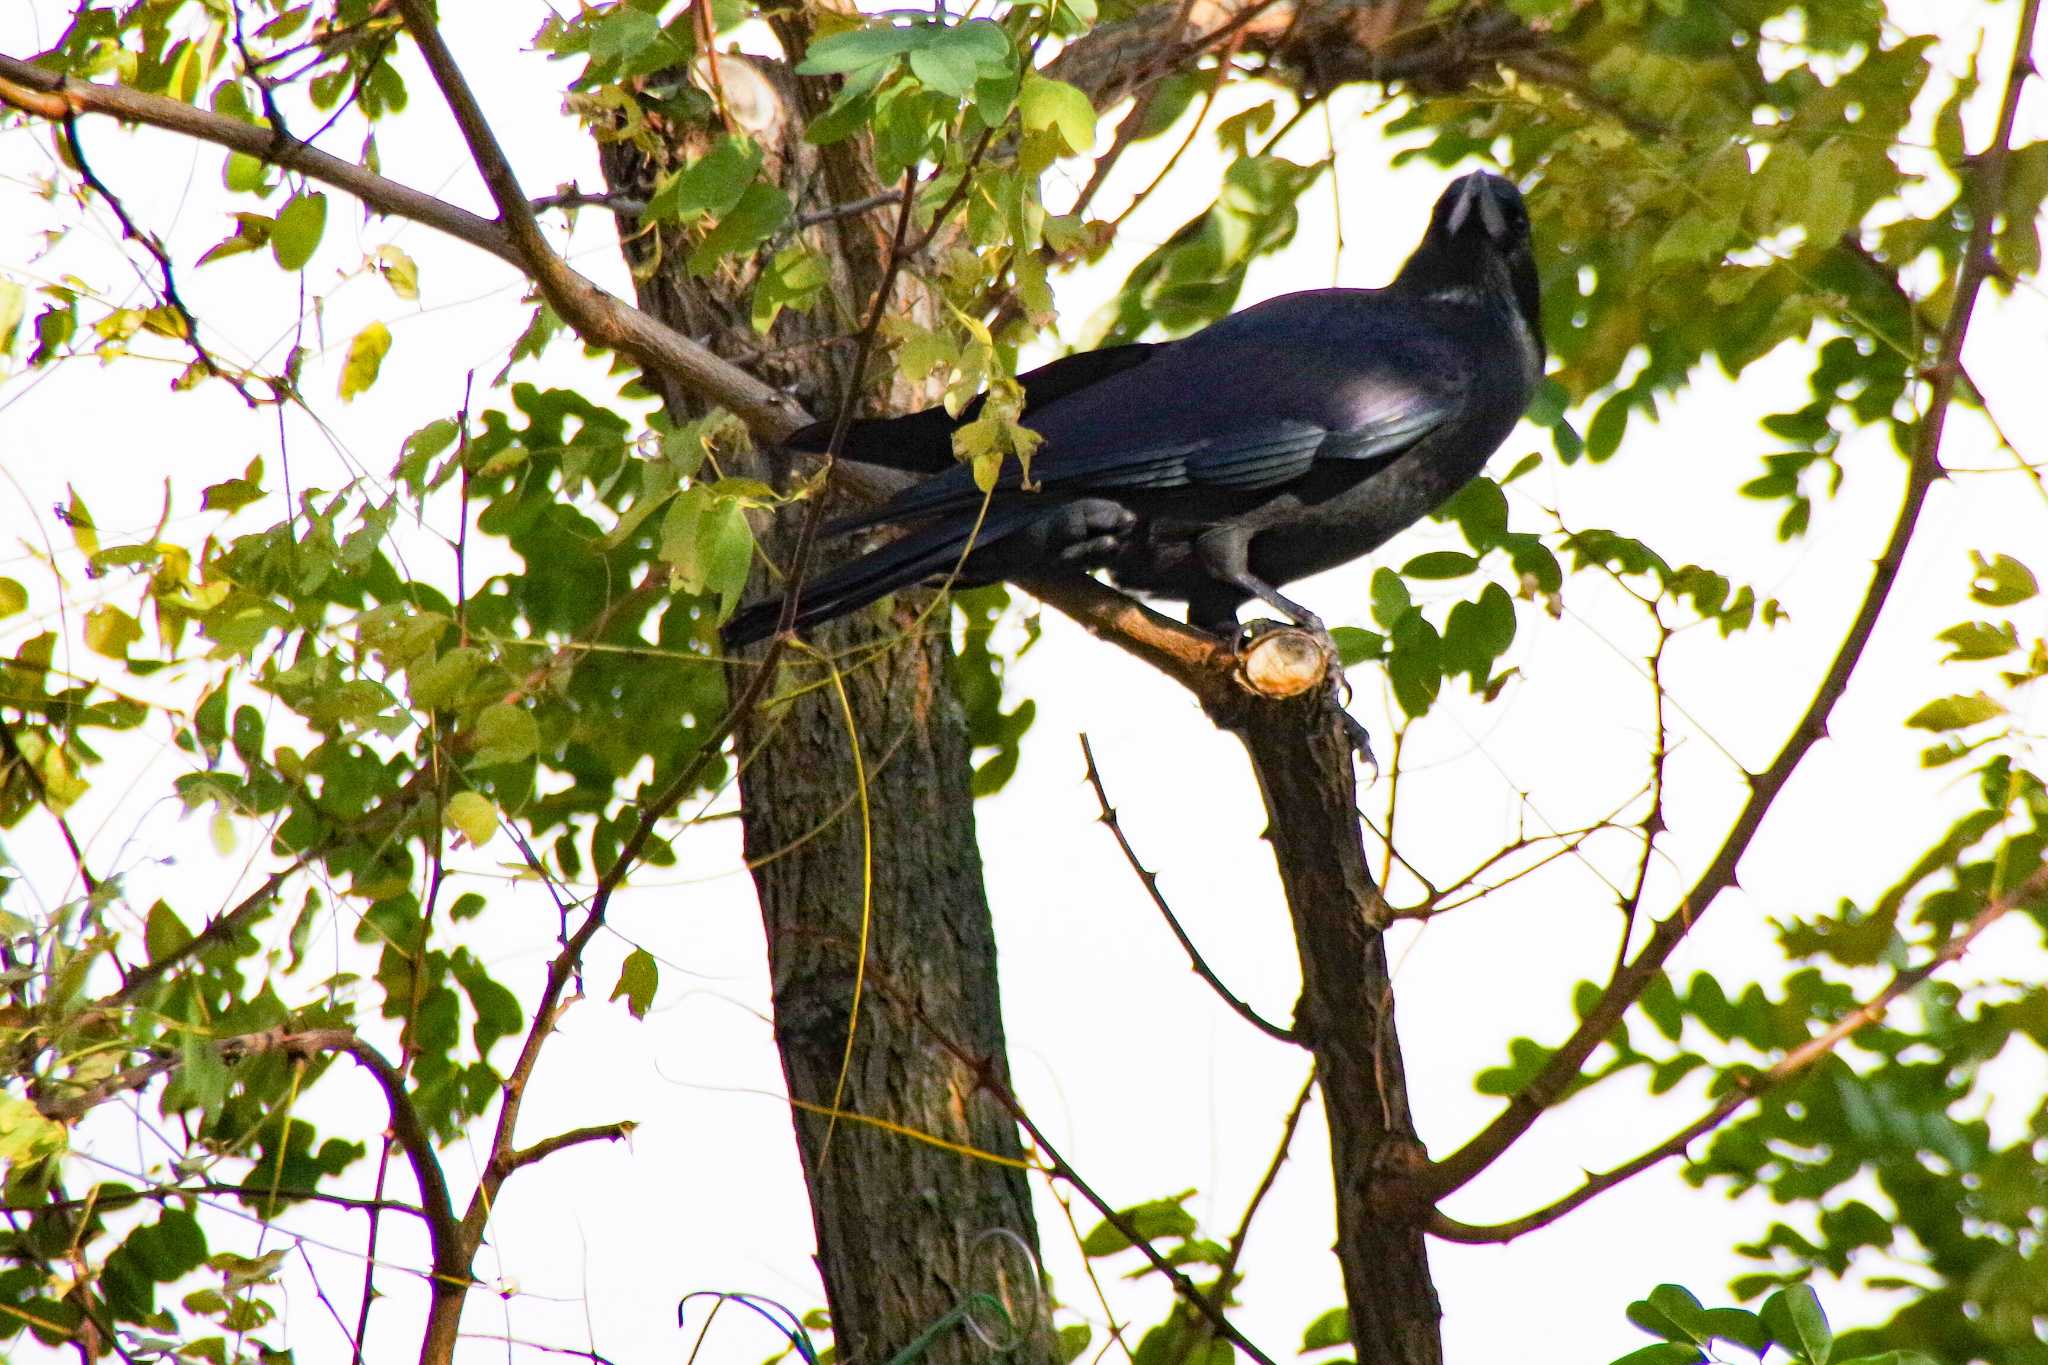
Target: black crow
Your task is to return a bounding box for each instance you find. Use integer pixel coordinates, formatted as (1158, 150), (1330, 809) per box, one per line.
(726, 170), (1542, 646)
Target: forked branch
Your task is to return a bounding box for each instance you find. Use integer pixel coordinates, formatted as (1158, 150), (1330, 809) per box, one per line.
(1432, 862), (2048, 1243)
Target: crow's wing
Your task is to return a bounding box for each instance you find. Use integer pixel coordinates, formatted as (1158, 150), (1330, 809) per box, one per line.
(784, 342), (1164, 471)
(838, 326), (1471, 530)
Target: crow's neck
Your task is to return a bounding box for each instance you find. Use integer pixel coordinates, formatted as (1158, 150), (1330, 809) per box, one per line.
(1397, 245), (1543, 355)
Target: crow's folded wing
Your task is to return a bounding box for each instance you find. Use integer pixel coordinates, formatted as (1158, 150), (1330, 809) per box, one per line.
(837, 333), (1471, 530)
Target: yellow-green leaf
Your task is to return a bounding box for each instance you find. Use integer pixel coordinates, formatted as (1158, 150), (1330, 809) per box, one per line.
(272, 190), (328, 271)
(471, 702), (539, 767)
(84, 604), (142, 660)
(377, 244), (419, 300)
(0, 280), (24, 357)
(1019, 75), (1095, 154)
(446, 791), (497, 847)
(611, 947), (658, 1019)
(339, 321), (391, 401)
(0, 577), (25, 618)
(1906, 693), (2006, 732)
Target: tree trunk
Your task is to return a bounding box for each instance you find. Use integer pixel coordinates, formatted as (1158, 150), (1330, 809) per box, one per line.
(596, 52), (1057, 1365)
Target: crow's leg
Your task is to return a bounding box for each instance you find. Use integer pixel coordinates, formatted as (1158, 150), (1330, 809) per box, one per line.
(1192, 527), (1325, 633)
(1193, 530), (1375, 770)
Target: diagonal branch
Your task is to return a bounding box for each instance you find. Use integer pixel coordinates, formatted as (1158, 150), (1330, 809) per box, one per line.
(1078, 733), (1297, 1044)
(389, 3), (803, 438)
(1422, 0), (2044, 1203)
(108, 860), (309, 1006)
(1430, 862), (2048, 1244)
(0, 51), (802, 441)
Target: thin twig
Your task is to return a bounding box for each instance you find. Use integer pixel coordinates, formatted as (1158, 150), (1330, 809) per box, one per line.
(0, 714), (98, 894)
(59, 113), (256, 401)
(1077, 733), (1297, 1044)
(859, 967), (1280, 1365)
(1431, 863), (2048, 1243)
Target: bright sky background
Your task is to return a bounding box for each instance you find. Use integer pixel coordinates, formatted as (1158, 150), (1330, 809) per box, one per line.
(3, 3), (2047, 1362)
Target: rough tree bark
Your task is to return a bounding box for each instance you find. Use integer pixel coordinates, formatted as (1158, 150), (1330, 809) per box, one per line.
(595, 44), (1057, 1365)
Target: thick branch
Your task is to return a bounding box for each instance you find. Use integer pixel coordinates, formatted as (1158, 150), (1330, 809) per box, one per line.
(1432, 864), (2048, 1244)
(1422, 0), (2043, 1203)
(389, 4), (803, 438)
(0, 56), (513, 261)
(0, 51), (803, 441)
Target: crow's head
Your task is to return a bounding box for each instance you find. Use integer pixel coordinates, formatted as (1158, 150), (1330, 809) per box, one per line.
(1433, 171), (1530, 251)
(1399, 171), (1542, 347)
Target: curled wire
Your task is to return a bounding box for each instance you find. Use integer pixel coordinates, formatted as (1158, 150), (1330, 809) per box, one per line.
(678, 1291), (819, 1365)
(963, 1226), (1045, 1351)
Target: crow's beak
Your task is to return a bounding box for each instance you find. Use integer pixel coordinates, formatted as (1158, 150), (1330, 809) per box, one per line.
(1445, 173), (1511, 241)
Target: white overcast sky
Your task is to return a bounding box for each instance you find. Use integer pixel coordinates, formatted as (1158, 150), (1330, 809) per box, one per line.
(3, 3), (2047, 1363)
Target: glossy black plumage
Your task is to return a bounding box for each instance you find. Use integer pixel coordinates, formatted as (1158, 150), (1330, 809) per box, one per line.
(727, 170), (1543, 646)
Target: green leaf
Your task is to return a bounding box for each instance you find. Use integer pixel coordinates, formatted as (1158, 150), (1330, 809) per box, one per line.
(1904, 693), (2005, 731)
(611, 947), (658, 1019)
(687, 182), (790, 275)
(1935, 620), (2016, 662)
(0, 577), (25, 619)
(270, 191), (328, 271)
(471, 703), (539, 767)
(797, 23), (928, 74)
(1080, 1192), (1197, 1255)
(647, 136), (765, 225)
(909, 22), (1012, 98)
(1762, 1286), (1831, 1365)
(1402, 550), (1477, 580)
(1330, 626), (1384, 666)
(1057, 1323), (1092, 1364)
(1302, 1307), (1350, 1351)
(1653, 210), (1739, 267)
(446, 791), (497, 847)
(1369, 568), (1411, 629)
(201, 455), (265, 512)
(1607, 1347), (1702, 1365)
(1019, 74), (1096, 154)
(146, 900), (194, 962)
(338, 321), (391, 401)
(589, 7), (661, 64)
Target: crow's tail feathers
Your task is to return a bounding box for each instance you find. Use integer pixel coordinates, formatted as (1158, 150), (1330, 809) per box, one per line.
(722, 505), (1035, 647)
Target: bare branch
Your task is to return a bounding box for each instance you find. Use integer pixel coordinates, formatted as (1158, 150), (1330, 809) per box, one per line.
(1078, 733), (1298, 1044)
(1431, 864), (2048, 1244)
(500, 1121), (637, 1174)
(0, 56), (513, 262)
(1422, 0), (2044, 1203)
